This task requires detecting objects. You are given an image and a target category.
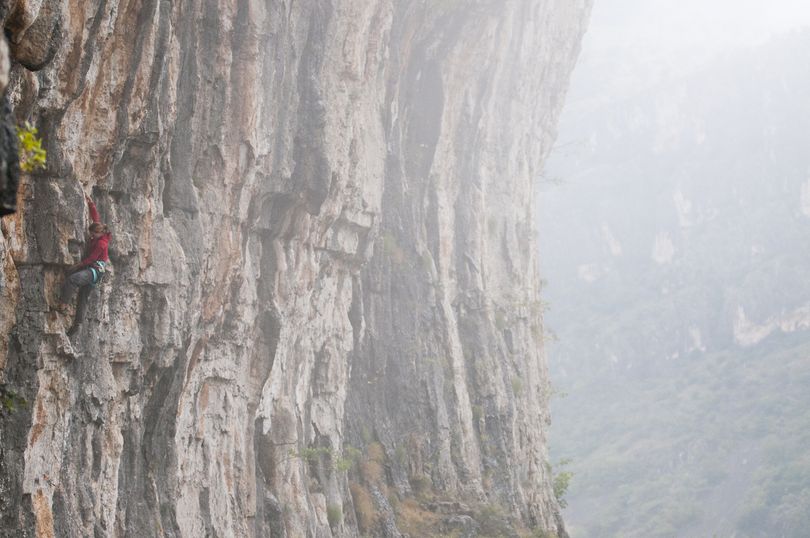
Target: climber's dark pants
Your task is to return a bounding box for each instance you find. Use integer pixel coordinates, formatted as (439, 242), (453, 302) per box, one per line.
(59, 269), (95, 326)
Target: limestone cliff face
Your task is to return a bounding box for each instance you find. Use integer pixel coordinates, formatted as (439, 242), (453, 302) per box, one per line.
(0, 1), (590, 536)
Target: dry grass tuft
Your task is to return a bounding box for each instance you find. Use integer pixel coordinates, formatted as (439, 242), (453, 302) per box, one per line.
(361, 442), (386, 484)
(350, 482), (378, 533)
(395, 498), (441, 537)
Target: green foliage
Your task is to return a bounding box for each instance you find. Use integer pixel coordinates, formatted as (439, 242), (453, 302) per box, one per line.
(335, 446), (362, 472)
(476, 503), (513, 537)
(16, 122), (47, 172)
(326, 504), (342, 528)
(0, 386), (27, 415)
(291, 446), (333, 463)
(552, 459), (574, 508)
(735, 459), (810, 535)
(551, 334), (810, 537)
(493, 298), (549, 334)
(290, 445), (362, 474)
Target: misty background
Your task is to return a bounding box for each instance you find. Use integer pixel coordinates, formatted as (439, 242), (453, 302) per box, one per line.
(539, 1), (810, 537)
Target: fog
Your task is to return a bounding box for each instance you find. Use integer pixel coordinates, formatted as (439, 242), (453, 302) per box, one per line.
(590, 0), (810, 51)
(540, 2), (810, 537)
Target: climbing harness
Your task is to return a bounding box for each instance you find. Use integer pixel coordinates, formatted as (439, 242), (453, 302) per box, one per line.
(89, 260), (106, 285)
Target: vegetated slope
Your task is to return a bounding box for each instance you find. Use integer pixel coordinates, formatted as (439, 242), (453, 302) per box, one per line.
(0, 1), (591, 536)
(539, 31), (810, 538)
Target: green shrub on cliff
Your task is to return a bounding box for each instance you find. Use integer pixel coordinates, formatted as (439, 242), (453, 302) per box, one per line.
(16, 121), (47, 172)
(326, 504), (342, 527)
(551, 459), (573, 508)
(0, 385), (26, 415)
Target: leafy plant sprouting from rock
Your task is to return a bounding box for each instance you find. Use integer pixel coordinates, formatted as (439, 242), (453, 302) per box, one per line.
(288, 445), (362, 473)
(326, 504), (342, 528)
(336, 446), (362, 472)
(0, 385), (27, 415)
(16, 122), (47, 172)
(551, 458), (574, 509)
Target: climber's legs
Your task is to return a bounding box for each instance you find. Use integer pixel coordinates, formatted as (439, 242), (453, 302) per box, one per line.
(67, 285), (93, 336)
(59, 269), (94, 305)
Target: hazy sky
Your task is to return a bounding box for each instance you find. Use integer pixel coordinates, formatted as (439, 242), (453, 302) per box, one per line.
(588, 0), (810, 54)
(566, 0), (810, 106)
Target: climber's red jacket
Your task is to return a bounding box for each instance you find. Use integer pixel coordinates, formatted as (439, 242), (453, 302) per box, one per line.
(77, 198), (111, 269)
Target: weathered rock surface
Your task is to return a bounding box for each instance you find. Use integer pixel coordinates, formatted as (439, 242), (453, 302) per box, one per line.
(0, 1), (590, 536)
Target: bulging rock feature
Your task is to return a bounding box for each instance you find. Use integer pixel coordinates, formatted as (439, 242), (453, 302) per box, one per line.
(2, 0), (62, 70)
(0, 1), (591, 536)
(6, 0), (61, 71)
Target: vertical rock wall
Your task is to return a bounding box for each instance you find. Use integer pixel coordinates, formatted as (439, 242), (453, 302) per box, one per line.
(0, 1), (590, 536)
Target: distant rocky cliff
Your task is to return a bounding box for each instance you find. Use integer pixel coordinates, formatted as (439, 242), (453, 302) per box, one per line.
(0, 1), (590, 536)
(541, 30), (810, 538)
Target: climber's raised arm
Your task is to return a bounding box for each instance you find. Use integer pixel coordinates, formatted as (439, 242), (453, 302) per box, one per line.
(86, 194), (100, 224)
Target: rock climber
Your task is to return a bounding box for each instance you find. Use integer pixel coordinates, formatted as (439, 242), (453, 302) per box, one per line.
(57, 193), (110, 334)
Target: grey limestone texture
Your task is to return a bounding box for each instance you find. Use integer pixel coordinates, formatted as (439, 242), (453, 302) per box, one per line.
(0, 0), (591, 536)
